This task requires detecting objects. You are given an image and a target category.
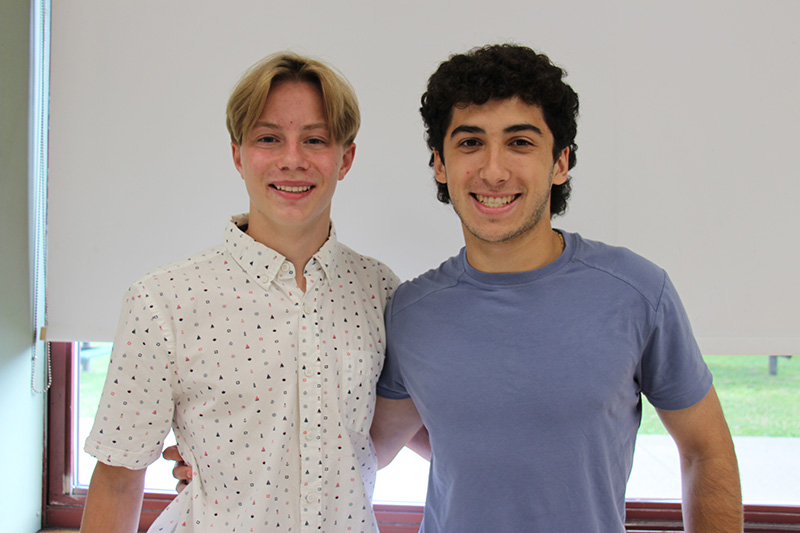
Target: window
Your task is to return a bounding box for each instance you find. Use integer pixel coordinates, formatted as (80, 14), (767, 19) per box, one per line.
(75, 343), (178, 492)
(632, 355), (800, 504)
(45, 342), (424, 531)
(45, 343), (800, 530)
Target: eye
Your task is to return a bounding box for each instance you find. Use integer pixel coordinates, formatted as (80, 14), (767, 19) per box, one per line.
(458, 138), (482, 148)
(510, 138), (534, 148)
(256, 135), (279, 144)
(306, 137), (327, 146)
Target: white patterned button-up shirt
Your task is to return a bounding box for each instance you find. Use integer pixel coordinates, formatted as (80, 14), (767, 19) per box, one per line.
(86, 214), (399, 532)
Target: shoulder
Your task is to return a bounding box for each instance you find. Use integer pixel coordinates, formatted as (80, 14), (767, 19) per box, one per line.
(568, 233), (668, 309)
(335, 243), (401, 297)
(128, 244), (227, 294)
(390, 253), (463, 315)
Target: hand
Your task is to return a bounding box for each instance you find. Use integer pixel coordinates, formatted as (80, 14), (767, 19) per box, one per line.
(162, 444), (192, 493)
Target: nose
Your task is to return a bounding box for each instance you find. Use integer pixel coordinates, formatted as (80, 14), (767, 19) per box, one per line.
(278, 141), (310, 170)
(479, 145), (510, 184)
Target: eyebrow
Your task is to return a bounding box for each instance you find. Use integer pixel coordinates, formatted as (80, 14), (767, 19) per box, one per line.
(449, 123), (543, 138)
(505, 124), (543, 136)
(252, 121), (329, 132)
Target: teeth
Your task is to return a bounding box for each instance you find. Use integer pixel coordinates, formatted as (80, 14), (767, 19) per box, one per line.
(274, 185), (312, 193)
(475, 194), (515, 208)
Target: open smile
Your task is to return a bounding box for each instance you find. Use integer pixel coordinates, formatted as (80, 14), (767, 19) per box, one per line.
(271, 184), (313, 193)
(472, 193), (519, 208)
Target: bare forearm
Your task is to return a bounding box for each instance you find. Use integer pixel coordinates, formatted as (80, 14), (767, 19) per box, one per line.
(80, 462), (146, 533)
(406, 425), (431, 461)
(657, 387), (743, 532)
(681, 448), (743, 532)
(373, 422), (419, 469)
(371, 397), (424, 469)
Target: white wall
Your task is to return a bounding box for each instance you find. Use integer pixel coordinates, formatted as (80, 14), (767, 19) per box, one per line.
(0, 1), (46, 531)
(47, 0), (800, 354)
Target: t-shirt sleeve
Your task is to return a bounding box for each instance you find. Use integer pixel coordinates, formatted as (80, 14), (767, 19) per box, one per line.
(640, 273), (713, 411)
(376, 295), (411, 400)
(84, 279), (176, 469)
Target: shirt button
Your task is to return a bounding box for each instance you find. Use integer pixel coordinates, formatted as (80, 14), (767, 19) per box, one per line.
(304, 366), (314, 377)
(305, 431), (315, 441)
(305, 492), (316, 503)
(303, 303), (312, 314)
(281, 263), (290, 272)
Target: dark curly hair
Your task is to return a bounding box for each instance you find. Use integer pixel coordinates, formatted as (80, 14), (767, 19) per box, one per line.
(420, 44), (579, 217)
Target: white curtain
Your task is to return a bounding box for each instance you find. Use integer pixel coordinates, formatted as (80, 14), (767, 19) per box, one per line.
(46, 0), (800, 355)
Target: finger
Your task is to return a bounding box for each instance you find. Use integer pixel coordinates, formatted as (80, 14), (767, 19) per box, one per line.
(173, 464), (193, 482)
(176, 479), (189, 494)
(162, 444), (181, 461)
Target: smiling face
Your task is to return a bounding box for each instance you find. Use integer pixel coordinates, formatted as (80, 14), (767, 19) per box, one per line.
(434, 97), (569, 265)
(232, 80), (355, 247)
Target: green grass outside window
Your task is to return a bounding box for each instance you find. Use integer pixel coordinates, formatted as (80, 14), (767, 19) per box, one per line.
(81, 350), (799, 437)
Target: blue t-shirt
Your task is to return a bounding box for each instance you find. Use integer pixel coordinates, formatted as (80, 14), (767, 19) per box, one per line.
(377, 231), (712, 532)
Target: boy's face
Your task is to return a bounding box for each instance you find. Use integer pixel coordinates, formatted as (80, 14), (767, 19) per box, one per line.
(434, 96), (568, 248)
(232, 80), (355, 240)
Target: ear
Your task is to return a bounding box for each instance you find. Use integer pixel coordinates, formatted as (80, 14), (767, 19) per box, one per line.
(433, 150), (447, 184)
(552, 147), (569, 186)
(337, 142), (356, 181)
(232, 142), (244, 177)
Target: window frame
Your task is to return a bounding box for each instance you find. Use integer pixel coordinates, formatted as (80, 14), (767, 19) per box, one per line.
(43, 341), (800, 532)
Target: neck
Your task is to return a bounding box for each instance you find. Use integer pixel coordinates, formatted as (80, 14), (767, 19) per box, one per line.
(245, 213), (330, 291)
(463, 224), (563, 274)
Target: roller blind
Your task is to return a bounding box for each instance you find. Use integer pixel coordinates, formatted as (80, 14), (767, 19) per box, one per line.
(47, 0), (800, 354)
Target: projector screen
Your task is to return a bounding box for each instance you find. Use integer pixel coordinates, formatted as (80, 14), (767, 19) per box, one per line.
(46, 0), (800, 354)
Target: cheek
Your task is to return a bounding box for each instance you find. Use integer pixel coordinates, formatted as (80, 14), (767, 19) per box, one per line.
(314, 157), (339, 178)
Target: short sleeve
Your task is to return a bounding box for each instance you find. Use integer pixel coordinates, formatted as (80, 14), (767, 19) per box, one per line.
(376, 295), (411, 400)
(640, 274), (712, 411)
(84, 279), (176, 469)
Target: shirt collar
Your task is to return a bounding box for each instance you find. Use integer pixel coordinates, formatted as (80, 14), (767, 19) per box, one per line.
(224, 213), (340, 288)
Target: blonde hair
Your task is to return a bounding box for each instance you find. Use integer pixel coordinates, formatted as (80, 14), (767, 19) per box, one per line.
(226, 52), (360, 146)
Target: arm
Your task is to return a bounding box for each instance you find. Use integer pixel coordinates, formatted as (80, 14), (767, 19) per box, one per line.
(80, 461), (146, 533)
(656, 385), (743, 533)
(407, 425), (432, 462)
(370, 396), (425, 469)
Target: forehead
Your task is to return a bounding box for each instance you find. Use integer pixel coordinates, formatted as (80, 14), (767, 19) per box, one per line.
(258, 80), (326, 122)
(448, 97), (551, 136)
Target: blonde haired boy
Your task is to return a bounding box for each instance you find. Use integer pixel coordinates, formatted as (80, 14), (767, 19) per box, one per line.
(81, 52), (397, 533)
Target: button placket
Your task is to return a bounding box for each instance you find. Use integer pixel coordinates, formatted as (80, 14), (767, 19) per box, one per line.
(298, 279), (324, 521)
